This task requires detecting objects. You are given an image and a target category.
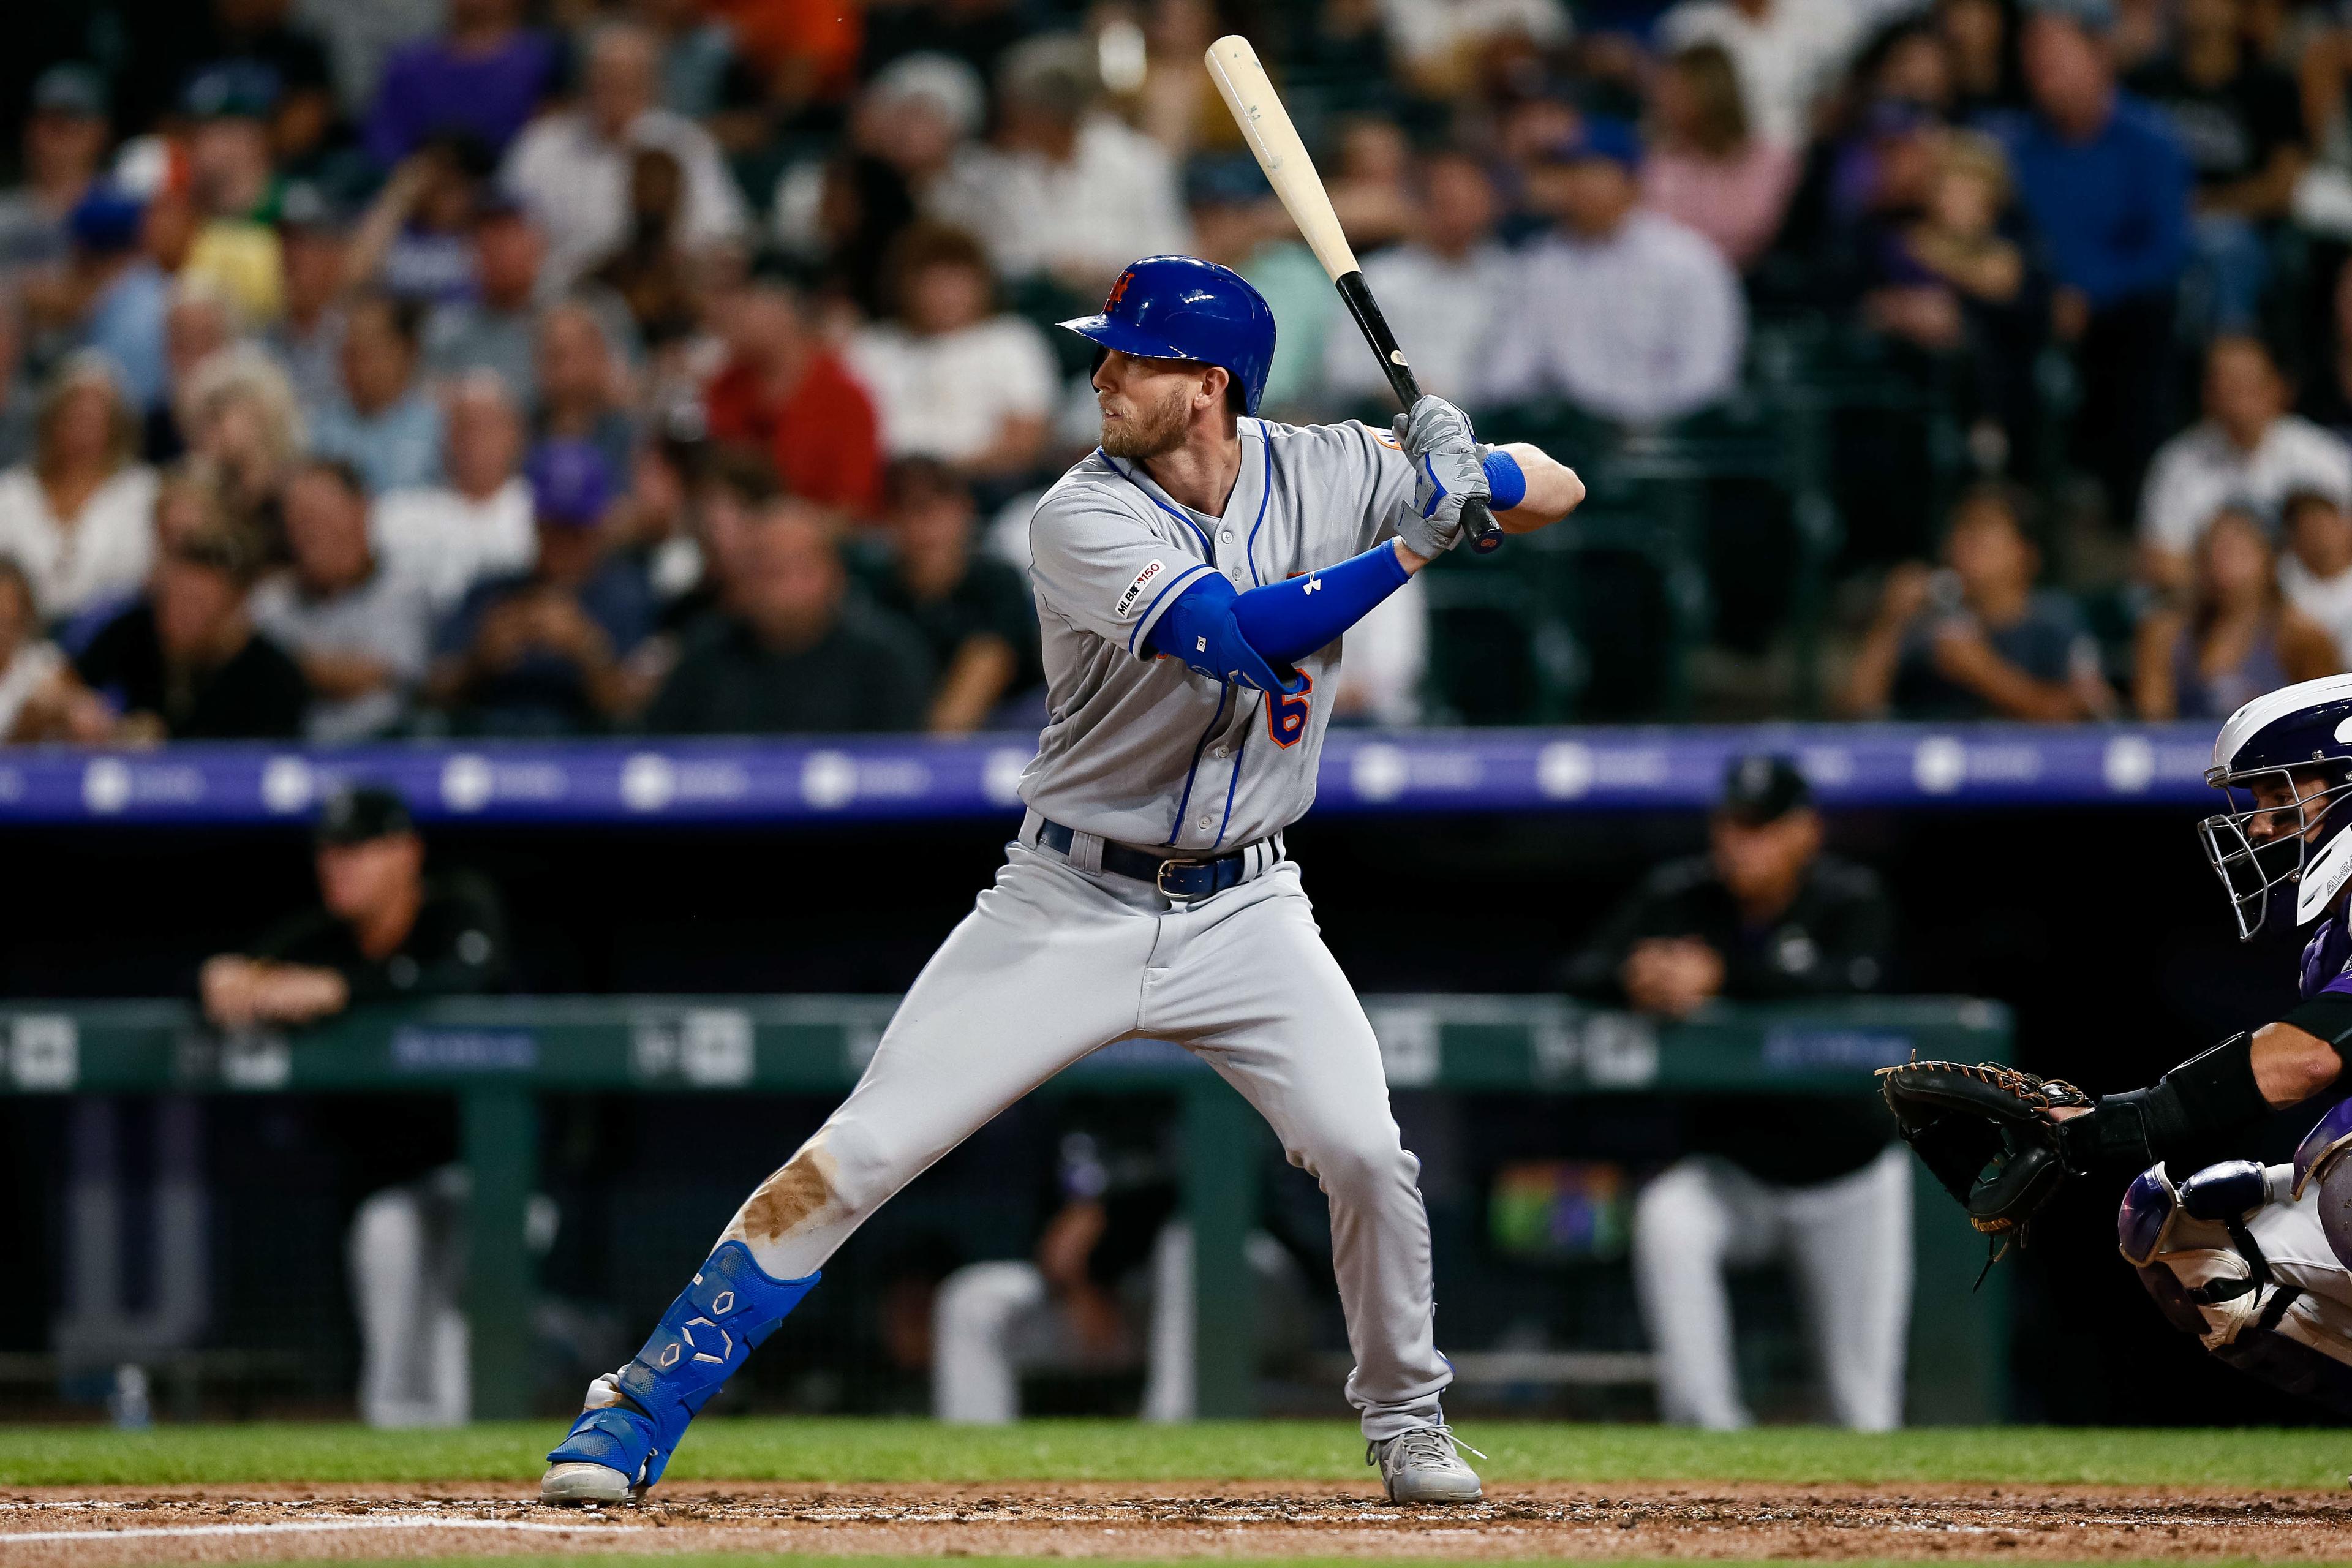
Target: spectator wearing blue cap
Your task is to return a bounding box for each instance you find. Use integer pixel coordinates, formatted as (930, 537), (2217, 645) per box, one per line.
(63, 186), (172, 413)
(310, 293), (444, 494)
(1483, 120), (1746, 426)
(425, 440), (654, 734)
(1988, 0), (2193, 528)
(0, 65), (110, 283)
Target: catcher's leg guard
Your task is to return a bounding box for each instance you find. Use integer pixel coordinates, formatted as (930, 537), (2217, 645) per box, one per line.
(2119, 1161), (2352, 1417)
(544, 1240), (817, 1499)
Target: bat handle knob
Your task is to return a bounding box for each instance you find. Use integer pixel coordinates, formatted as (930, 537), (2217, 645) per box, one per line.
(1463, 499), (1504, 555)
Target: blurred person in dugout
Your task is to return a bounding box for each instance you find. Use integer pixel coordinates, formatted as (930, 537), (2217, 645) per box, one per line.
(1564, 755), (1907, 1430)
(198, 784), (514, 1427)
(930, 1104), (1306, 1423)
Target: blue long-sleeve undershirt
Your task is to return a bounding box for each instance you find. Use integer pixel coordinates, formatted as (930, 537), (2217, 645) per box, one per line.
(1145, 540), (1411, 692)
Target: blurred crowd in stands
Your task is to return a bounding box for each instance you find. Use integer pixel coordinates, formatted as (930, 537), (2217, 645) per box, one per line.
(2, 0), (2352, 737)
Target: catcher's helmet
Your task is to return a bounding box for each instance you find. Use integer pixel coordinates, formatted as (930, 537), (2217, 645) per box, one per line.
(2201, 672), (2352, 938)
(1060, 255), (1277, 415)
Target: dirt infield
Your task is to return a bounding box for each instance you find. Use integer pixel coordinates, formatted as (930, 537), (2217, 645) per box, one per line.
(5, 1481), (2352, 1564)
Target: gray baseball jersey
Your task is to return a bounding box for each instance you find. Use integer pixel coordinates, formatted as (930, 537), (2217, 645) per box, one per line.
(1019, 417), (1415, 852)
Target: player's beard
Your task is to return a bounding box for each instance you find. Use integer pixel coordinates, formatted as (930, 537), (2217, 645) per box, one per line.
(1099, 383), (1191, 460)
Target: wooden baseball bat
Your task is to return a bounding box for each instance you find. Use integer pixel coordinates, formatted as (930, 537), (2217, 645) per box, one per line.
(1204, 34), (1503, 555)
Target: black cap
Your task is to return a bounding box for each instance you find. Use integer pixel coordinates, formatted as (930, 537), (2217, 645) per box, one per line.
(275, 179), (349, 234)
(1717, 753), (1811, 825)
(182, 61), (282, 121)
(315, 785), (415, 846)
(32, 64), (108, 119)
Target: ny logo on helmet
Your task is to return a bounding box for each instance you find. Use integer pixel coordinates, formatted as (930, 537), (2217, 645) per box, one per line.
(1105, 270), (1134, 311)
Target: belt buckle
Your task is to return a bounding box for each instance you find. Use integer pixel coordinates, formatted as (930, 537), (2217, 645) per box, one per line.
(1156, 858), (1199, 898)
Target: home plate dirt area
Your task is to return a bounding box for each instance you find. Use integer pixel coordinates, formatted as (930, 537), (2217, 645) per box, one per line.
(6, 1482), (2352, 1564)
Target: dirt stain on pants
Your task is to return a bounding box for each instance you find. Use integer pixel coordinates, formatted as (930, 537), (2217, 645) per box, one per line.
(724, 1141), (837, 1248)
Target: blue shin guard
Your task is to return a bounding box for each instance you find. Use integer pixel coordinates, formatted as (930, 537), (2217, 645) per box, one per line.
(547, 1240), (817, 1490)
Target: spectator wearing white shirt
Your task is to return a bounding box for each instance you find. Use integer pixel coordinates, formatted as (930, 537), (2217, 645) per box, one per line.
(2281, 489), (2352, 659)
(1322, 151), (1515, 409)
(1482, 121), (1746, 428)
(0, 353), (158, 625)
(2138, 336), (2352, 595)
(253, 459), (438, 744)
(500, 21), (749, 287)
(1658, 0), (1867, 148)
(1379, 0), (1572, 96)
(931, 34), (1189, 294)
(850, 224), (1057, 484)
(0, 558), (64, 742)
(374, 373), (537, 614)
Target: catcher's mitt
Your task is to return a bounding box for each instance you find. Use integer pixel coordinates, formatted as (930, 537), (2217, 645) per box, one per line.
(1879, 1060), (2094, 1237)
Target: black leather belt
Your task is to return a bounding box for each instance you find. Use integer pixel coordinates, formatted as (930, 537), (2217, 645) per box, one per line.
(1036, 818), (1271, 899)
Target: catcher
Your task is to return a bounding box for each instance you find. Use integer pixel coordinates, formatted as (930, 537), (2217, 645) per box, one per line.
(1886, 673), (2352, 1414)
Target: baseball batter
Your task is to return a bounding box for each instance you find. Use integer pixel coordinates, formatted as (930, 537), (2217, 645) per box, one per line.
(539, 255), (1586, 1505)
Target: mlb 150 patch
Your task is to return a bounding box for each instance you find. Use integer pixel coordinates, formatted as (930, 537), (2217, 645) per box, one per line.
(1116, 559), (1166, 615)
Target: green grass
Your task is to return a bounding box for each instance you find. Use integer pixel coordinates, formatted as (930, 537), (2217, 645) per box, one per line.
(3, 1420), (2351, 1490)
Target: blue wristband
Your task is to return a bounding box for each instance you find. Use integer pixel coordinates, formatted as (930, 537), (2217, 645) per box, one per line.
(1482, 450), (1526, 511)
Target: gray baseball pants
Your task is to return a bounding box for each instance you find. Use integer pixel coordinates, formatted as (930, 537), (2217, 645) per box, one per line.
(1632, 1145), (1912, 1430)
(718, 835), (1453, 1439)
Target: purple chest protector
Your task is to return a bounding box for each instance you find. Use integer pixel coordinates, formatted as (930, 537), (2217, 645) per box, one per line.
(2301, 916), (2350, 1001)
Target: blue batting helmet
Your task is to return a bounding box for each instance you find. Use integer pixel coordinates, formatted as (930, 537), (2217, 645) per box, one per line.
(1060, 255), (1277, 415)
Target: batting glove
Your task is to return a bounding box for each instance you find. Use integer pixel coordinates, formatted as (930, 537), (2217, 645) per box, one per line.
(1392, 395), (1488, 559)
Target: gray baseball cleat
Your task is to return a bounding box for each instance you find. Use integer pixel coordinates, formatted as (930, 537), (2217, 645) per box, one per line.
(541, 1373), (637, 1503)
(541, 1460), (634, 1503)
(1368, 1424), (1485, 1502)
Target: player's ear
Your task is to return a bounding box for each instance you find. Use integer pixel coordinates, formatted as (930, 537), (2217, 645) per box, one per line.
(1200, 364), (1231, 414)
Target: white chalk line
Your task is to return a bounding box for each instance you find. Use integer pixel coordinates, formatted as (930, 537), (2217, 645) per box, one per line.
(0, 1515), (646, 1545)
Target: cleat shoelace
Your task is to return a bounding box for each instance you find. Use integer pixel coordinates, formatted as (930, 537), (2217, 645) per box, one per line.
(1370, 1423), (1487, 1469)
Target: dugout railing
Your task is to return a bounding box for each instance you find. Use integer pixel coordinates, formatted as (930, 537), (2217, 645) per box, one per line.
(1, 993), (2009, 1426)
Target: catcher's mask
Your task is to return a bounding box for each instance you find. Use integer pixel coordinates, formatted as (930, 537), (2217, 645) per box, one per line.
(2200, 674), (2352, 940)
